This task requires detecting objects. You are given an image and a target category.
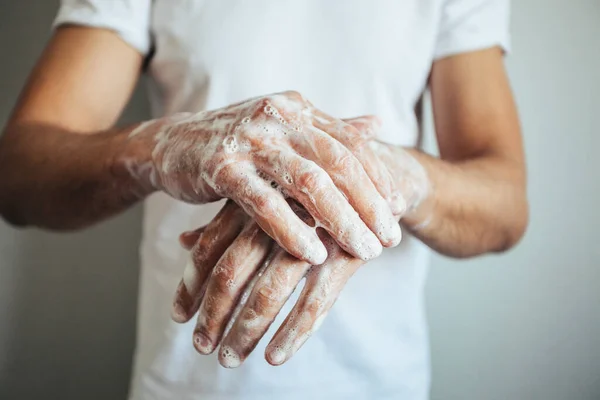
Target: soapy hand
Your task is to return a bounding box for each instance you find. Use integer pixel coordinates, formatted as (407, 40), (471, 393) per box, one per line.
(125, 91), (401, 265)
(176, 201), (363, 366)
(172, 116), (431, 366)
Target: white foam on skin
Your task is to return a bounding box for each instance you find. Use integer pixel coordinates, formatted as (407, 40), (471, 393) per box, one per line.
(222, 252), (271, 340)
(313, 115), (329, 125)
(365, 141), (432, 235)
(301, 125), (399, 252)
(127, 92), (405, 264)
(259, 144), (383, 260)
(235, 147), (417, 366)
(241, 309), (265, 331)
(219, 345), (241, 368)
(268, 347), (287, 365)
(263, 233), (362, 364)
(368, 141), (430, 212)
(410, 214), (433, 231)
(264, 284), (331, 363)
(182, 258), (199, 293)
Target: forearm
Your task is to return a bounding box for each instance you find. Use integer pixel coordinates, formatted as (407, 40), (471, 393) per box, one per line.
(399, 148), (528, 257)
(0, 122), (152, 229)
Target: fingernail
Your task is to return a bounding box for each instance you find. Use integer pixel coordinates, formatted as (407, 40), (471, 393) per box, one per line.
(219, 345), (242, 369)
(171, 302), (188, 323)
(312, 241), (328, 265)
(381, 219), (402, 248)
(390, 223), (402, 247)
(266, 347), (287, 366)
(373, 197), (403, 247)
(193, 333), (214, 354)
(359, 232), (383, 261)
(389, 194), (407, 220)
(302, 234), (328, 265)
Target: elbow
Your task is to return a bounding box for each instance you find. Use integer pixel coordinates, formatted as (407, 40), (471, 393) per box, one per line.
(493, 196), (529, 254)
(0, 132), (36, 229)
(0, 170), (27, 229)
(0, 205), (29, 229)
(0, 194), (31, 228)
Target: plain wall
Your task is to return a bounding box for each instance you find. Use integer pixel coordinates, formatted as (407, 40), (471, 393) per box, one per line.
(0, 2), (148, 399)
(0, 1), (598, 399)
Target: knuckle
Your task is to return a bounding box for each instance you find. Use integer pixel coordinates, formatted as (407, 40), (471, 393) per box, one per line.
(305, 300), (323, 317)
(212, 279), (231, 297)
(254, 285), (277, 310)
(191, 246), (208, 267)
(268, 90), (305, 108)
(295, 163), (327, 193)
(200, 295), (218, 319)
(218, 165), (249, 197)
(205, 157), (237, 183)
(271, 268), (293, 290)
(211, 262), (235, 294)
(252, 192), (276, 215)
(296, 172), (316, 192)
(283, 90), (302, 99)
(215, 161), (238, 179)
(330, 150), (356, 173)
(195, 318), (210, 334)
(257, 97), (272, 110)
(343, 124), (364, 142)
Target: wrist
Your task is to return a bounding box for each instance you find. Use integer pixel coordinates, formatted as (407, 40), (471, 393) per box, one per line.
(109, 121), (159, 198)
(394, 147), (434, 229)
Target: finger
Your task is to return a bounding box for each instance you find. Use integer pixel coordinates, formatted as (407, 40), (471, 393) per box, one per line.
(178, 227), (206, 250)
(333, 118), (406, 218)
(361, 141), (408, 217)
(306, 122), (400, 246)
(254, 148), (383, 260)
(222, 164), (328, 265)
(315, 115), (406, 217)
(313, 113), (393, 201)
(311, 111), (381, 149)
(218, 246), (311, 368)
(265, 238), (364, 366)
(249, 105), (389, 248)
(290, 128), (401, 248)
(341, 115), (382, 142)
(171, 201), (248, 323)
(193, 221), (274, 355)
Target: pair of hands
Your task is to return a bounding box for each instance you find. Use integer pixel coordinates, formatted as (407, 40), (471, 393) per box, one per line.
(126, 91), (404, 264)
(125, 91), (429, 367)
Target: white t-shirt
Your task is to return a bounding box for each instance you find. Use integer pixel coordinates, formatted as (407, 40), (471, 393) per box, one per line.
(54, 1), (510, 399)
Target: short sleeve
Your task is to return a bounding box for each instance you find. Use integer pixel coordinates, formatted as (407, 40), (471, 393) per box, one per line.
(53, 0), (152, 55)
(434, 0), (511, 60)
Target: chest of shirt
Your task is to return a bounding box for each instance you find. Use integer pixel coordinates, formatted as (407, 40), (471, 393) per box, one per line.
(148, 0), (442, 110)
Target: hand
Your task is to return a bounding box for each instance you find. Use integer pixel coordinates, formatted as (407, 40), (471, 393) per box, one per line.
(175, 200), (364, 368)
(172, 117), (431, 366)
(123, 91), (401, 264)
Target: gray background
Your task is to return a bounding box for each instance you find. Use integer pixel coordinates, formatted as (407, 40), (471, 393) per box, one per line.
(0, 0), (598, 399)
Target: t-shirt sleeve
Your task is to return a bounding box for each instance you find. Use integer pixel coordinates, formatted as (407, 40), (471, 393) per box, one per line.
(52, 0), (152, 55)
(434, 0), (511, 60)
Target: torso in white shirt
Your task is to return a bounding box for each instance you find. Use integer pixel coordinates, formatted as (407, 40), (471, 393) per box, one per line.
(54, 0), (510, 398)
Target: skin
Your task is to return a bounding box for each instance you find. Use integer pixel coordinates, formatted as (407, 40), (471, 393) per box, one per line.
(173, 47), (529, 366)
(0, 27), (402, 266)
(177, 201), (363, 367)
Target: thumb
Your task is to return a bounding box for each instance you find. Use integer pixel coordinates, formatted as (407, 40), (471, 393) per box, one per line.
(179, 226), (206, 250)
